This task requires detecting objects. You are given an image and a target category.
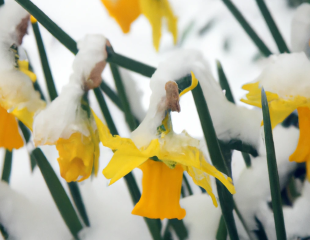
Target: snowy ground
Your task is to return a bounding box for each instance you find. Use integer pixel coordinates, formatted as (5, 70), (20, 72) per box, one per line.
(0, 0), (304, 239)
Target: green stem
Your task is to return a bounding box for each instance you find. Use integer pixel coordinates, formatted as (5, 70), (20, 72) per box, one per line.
(255, 0), (290, 53)
(1, 150), (13, 184)
(32, 21), (58, 101)
(216, 216), (228, 240)
(234, 201), (256, 240)
(192, 83), (239, 240)
(0, 0), (4, 6)
(109, 63), (137, 130)
(32, 148), (83, 239)
(183, 174), (193, 196)
(221, 0), (272, 57)
(261, 88), (287, 240)
(93, 88), (162, 240)
(0, 223), (8, 240)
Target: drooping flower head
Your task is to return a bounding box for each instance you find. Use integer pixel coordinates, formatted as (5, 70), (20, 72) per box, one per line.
(241, 52), (310, 180)
(0, 2), (45, 150)
(33, 35), (108, 182)
(100, 0), (178, 51)
(94, 50), (236, 220)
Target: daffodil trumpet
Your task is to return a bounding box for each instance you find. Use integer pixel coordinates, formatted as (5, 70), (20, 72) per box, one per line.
(94, 72), (235, 220)
(241, 52), (310, 180)
(101, 0), (178, 51)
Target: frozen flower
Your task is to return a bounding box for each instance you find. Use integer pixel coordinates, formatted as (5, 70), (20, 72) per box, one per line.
(100, 0), (177, 51)
(241, 52), (310, 180)
(93, 71), (235, 220)
(33, 34), (107, 182)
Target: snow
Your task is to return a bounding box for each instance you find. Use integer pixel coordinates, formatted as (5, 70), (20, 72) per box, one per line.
(33, 34), (107, 145)
(257, 52), (310, 99)
(0, 0), (309, 239)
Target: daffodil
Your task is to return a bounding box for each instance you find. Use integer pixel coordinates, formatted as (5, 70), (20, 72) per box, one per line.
(101, 0), (178, 51)
(93, 72), (235, 220)
(241, 52), (310, 180)
(0, 46), (45, 150)
(33, 34), (107, 182)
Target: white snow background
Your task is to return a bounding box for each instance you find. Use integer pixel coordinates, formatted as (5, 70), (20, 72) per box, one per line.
(0, 0), (308, 239)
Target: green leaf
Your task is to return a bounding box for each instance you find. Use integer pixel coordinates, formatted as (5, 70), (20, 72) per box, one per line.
(169, 219), (188, 240)
(31, 148), (83, 239)
(1, 150), (13, 184)
(0, 223), (9, 240)
(192, 83), (239, 240)
(261, 88), (287, 240)
(216, 215), (227, 240)
(221, 0), (272, 57)
(110, 63), (137, 131)
(255, 0), (290, 53)
(32, 21), (58, 101)
(0, 0), (4, 6)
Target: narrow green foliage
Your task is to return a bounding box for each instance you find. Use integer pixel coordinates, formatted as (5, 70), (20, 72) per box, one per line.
(110, 63), (137, 130)
(18, 121), (31, 143)
(33, 81), (46, 101)
(32, 21), (58, 101)
(1, 150), (13, 184)
(192, 83), (239, 240)
(216, 216), (228, 240)
(0, 0), (4, 6)
(242, 152), (252, 167)
(0, 223), (8, 240)
(169, 219), (188, 240)
(255, 0), (290, 53)
(217, 60), (252, 167)
(68, 182), (90, 227)
(234, 201), (256, 240)
(217, 60), (235, 104)
(183, 174), (193, 196)
(106, 46), (156, 78)
(221, 0), (272, 57)
(93, 87), (162, 240)
(261, 88), (287, 240)
(178, 20), (195, 46)
(199, 18), (217, 36)
(31, 148), (83, 239)
(15, 0), (78, 54)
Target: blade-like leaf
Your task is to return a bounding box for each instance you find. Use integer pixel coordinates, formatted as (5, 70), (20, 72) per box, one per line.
(216, 216), (228, 240)
(222, 0), (272, 57)
(255, 0), (290, 53)
(32, 148), (83, 239)
(1, 150), (13, 183)
(261, 88), (287, 240)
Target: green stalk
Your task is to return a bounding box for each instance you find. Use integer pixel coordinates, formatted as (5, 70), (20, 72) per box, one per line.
(234, 201), (255, 240)
(217, 60), (252, 167)
(1, 150), (13, 183)
(109, 63), (137, 130)
(93, 88), (162, 240)
(32, 148), (83, 239)
(192, 83), (239, 240)
(216, 216), (227, 240)
(0, 0), (4, 6)
(32, 21), (58, 101)
(261, 88), (287, 240)
(183, 174), (193, 196)
(31, 24), (90, 227)
(255, 0), (290, 53)
(221, 0), (272, 57)
(0, 223), (8, 240)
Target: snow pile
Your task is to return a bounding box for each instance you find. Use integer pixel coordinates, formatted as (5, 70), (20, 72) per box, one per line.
(132, 49), (261, 149)
(291, 3), (310, 57)
(234, 125), (299, 239)
(256, 52), (310, 99)
(33, 34), (107, 145)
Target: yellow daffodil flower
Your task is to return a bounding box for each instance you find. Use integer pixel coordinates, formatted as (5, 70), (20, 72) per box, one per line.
(0, 58), (44, 150)
(92, 72), (235, 219)
(101, 0), (178, 51)
(241, 53), (310, 180)
(55, 126), (100, 182)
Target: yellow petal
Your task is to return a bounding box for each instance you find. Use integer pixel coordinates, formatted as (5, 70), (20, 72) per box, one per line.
(139, 0), (178, 51)
(11, 107), (35, 131)
(289, 107), (310, 166)
(132, 160), (186, 220)
(102, 139), (160, 185)
(186, 166), (218, 206)
(0, 106), (24, 150)
(18, 60), (37, 83)
(179, 71), (198, 97)
(101, 0), (141, 33)
(56, 132), (99, 182)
